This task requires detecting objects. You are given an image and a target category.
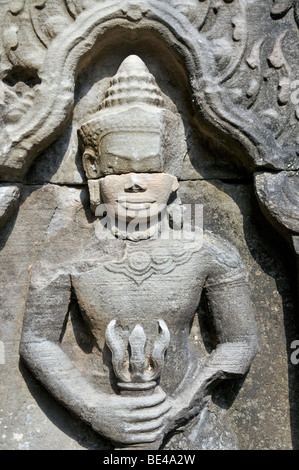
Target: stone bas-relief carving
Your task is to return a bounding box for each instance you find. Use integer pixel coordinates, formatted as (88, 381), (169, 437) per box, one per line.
(19, 56), (258, 450)
(0, 0), (298, 451)
(1, 0), (298, 183)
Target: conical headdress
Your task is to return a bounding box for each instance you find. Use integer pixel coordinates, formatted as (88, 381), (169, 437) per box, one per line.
(78, 55), (186, 177)
(100, 55), (165, 110)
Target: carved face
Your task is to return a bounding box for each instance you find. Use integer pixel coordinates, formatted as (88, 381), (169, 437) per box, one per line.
(100, 131), (163, 175)
(82, 130), (163, 178)
(100, 172), (179, 223)
(83, 126), (180, 226)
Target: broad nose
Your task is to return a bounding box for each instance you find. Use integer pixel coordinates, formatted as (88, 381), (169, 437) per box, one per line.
(124, 174), (147, 193)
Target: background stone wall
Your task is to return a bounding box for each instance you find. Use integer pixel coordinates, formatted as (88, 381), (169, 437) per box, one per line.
(0, 0), (299, 450)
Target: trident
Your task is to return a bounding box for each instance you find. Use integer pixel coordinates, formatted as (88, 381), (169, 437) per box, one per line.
(105, 319), (170, 449)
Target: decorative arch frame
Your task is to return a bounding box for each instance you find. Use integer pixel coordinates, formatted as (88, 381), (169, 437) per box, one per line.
(0, 0), (294, 181)
(0, 0), (298, 449)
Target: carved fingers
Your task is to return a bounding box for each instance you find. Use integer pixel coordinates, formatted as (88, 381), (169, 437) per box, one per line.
(91, 387), (172, 445)
(117, 394), (172, 445)
(126, 393), (172, 424)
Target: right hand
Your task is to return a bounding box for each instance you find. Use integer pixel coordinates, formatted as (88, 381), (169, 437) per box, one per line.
(91, 386), (172, 446)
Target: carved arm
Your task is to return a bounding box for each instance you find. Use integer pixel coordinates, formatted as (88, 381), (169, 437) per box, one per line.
(19, 268), (170, 446)
(19, 272), (103, 427)
(164, 272), (258, 433)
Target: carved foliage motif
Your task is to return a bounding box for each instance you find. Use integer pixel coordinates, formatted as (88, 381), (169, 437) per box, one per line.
(1, 0), (298, 183)
(249, 0), (299, 238)
(0, 0), (247, 137)
(0, 0), (298, 236)
(226, 15), (299, 156)
(271, 0), (299, 26)
(0, 0), (297, 451)
(270, 0), (299, 123)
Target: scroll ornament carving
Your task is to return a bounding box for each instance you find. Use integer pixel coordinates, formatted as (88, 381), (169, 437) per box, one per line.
(0, 2), (297, 238)
(1, 0), (297, 183)
(271, 0), (299, 122)
(1, 0), (247, 78)
(0, 0), (296, 450)
(229, 28), (299, 156)
(247, 33), (291, 108)
(251, 2), (299, 249)
(19, 55), (258, 450)
(271, 0), (299, 27)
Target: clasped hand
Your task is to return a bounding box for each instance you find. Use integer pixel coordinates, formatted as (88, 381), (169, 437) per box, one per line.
(91, 386), (178, 446)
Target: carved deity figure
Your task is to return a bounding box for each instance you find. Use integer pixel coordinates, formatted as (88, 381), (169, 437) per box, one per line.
(20, 56), (258, 450)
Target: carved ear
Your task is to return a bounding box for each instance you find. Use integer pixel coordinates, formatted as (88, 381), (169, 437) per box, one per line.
(82, 148), (101, 179)
(171, 176), (180, 193)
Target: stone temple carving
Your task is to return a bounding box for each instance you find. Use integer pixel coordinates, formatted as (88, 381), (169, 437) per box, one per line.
(19, 55), (258, 450)
(0, 0), (298, 451)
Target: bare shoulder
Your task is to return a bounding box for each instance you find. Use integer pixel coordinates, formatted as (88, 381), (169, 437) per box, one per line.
(199, 231), (248, 284)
